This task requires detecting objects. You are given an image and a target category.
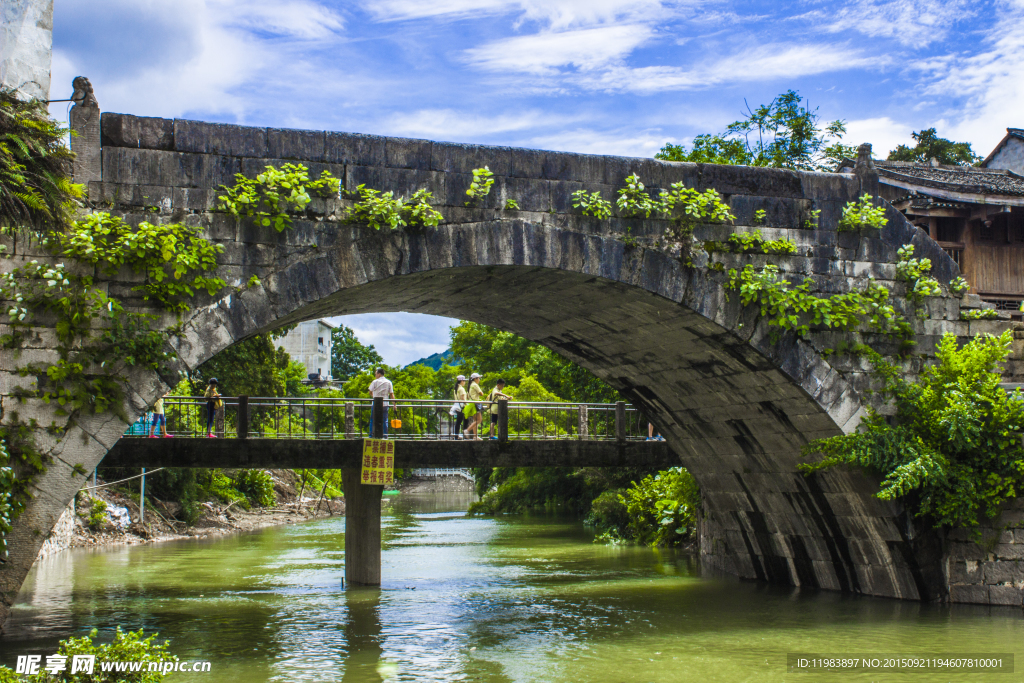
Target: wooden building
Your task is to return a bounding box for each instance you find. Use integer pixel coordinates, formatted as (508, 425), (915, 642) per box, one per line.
(838, 153), (1024, 316)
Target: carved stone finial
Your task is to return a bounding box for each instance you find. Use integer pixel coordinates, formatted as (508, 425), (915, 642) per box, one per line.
(69, 76), (100, 185)
(855, 143), (875, 172)
(70, 76), (98, 108)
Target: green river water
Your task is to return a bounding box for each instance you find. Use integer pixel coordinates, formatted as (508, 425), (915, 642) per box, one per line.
(2, 492), (1023, 682)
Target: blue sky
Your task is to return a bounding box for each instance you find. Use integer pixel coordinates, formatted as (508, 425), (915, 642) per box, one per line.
(48, 0), (1020, 364)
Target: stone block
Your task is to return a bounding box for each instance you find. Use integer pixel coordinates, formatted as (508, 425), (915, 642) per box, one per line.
(988, 585), (1023, 606)
(324, 131), (386, 166)
(174, 119), (267, 157)
(983, 560), (1024, 584)
(948, 583), (989, 604)
(182, 153), (243, 189)
(100, 112), (174, 150)
(101, 148), (183, 186)
(970, 320), (1013, 337)
(993, 543), (1024, 560)
(266, 128), (326, 161)
(385, 136), (432, 170)
(949, 560), (984, 584)
(430, 141), (511, 176)
(699, 163), (805, 198)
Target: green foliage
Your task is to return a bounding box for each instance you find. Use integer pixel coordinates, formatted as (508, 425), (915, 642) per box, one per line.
(706, 230), (797, 255)
(895, 244), (941, 304)
(656, 135), (753, 165)
(571, 190), (612, 219)
(234, 469), (276, 507)
(800, 332), (1024, 528)
(888, 128), (982, 167)
(837, 194), (888, 232)
(59, 212), (225, 310)
(87, 498), (108, 531)
(961, 308), (1000, 320)
(465, 166), (494, 205)
(616, 173), (659, 218)
(0, 90), (83, 233)
(504, 199), (520, 211)
(196, 332), (296, 397)
(199, 469), (249, 509)
(344, 185), (443, 230)
(0, 438), (13, 555)
(661, 185), (734, 224)
(949, 277), (969, 296)
(0, 627), (176, 682)
(618, 468), (699, 546)
(727, 264), (906, 338)
(401, 189), (444, 228)
(656, 90), (855, 171)
(217, 163), (340, 231)
(331, 325), (384, 381)
(802, 208), (821, 229)
(754, 209), (767, 224)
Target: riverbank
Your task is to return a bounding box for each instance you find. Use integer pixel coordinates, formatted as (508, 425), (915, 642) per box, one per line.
(38, 469), (345, 559)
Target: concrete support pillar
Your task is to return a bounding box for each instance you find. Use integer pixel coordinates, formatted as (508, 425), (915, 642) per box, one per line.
(371, 396), (384, 438)
(345, 403), (354, 437)
(578, 404), (588, 440)
(68, 77), (100, 185)
(497, 400), (508, 442)
(342, 468), (382, 586)
(615, 401), (626, 442)
(237, 396), (248, 439)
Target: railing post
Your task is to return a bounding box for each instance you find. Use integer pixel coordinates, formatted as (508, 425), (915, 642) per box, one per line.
(578, 404), (588, 440)
(345, 403), (355, 439)
(498, 399), (508, 442)
(237, 396), (249, 439)
(615, 401), (626, 443)
(372, 396), (384, 438)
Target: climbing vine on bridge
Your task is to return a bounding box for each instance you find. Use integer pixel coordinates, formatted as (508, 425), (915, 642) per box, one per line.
(216, 163), (340, 231)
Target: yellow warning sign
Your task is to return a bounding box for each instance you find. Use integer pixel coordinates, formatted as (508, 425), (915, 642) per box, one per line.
(361, 439), (394, 486)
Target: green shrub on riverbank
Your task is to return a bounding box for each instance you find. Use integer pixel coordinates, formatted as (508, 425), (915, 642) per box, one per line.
(0, 627), (174, 681)
(801, 331), (1024, 529)
(467, 466), (699, 547)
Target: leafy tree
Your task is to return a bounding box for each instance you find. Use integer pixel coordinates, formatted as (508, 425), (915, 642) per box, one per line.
(195, 331), (296, 397)
(800, 331), (1024, 529)
(331, 325), (384, 380)
(449, 321), (619, 403)
(887, 128), (982, 167)
(656, 90), (855, 171)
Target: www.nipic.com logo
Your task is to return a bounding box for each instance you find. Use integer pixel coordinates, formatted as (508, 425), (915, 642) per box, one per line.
(15, 654), (211, 675)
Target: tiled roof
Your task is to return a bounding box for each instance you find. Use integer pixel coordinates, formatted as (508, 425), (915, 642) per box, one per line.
(838, 158), (1024, 197)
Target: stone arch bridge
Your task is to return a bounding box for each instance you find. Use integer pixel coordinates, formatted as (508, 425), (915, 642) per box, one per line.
(1, 110), (1014, 624)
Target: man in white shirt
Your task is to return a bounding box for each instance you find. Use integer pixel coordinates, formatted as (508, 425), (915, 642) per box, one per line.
(368, 367), (396, 437)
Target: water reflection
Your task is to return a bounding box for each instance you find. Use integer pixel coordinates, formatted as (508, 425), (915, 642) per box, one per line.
(1, 492), (1022, 682)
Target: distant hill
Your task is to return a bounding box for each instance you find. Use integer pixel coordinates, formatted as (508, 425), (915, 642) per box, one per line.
(406, 348), (458, 371)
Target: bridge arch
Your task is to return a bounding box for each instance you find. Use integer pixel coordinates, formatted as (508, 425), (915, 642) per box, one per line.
(2, 117), (973, 622)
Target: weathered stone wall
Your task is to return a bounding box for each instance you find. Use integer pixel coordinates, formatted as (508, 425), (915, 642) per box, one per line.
(1, 109), (1019, 627)
(35, 499), (74, 560)
(946, 498), (1024, 607)
(0, 0), (52, 100)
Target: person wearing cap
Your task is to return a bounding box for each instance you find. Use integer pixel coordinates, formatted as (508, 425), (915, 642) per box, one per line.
(203, 378), (220, 438)
(452, 375), (468, 439)
(465, 373), (485, 440)
(368, 367), (396, 438)
(487, 379), (511, 439)
(148, 390), (174, 438)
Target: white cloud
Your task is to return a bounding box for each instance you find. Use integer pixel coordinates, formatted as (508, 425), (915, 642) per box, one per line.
(381, 109), (584, 140)
(813, 0), (975, 44)
(368, 0), (674, 29)
(565, 43), (876, 93)
(842, 117), (914, 157)
(913, 0), (1024, 153)
(463, 24), (655, 75)
(328, 313), (456, 367)
(526, 127), (670, 157)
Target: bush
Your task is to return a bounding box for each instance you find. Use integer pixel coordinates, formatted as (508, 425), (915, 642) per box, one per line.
(585, 489), (629, 533)
(0, 627), (176, 681)
(801, 331), (1024, 528)
(619, 468), (699, 546)
(234, 469), (276, 508)
(87, 499), (108, 531)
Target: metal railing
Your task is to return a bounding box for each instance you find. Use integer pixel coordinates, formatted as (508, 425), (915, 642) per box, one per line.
(410, 468), (475, 480)
(129, 396), (650, 442)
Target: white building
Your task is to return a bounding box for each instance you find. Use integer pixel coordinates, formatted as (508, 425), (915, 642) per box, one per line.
(278, 319), (336, 379)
